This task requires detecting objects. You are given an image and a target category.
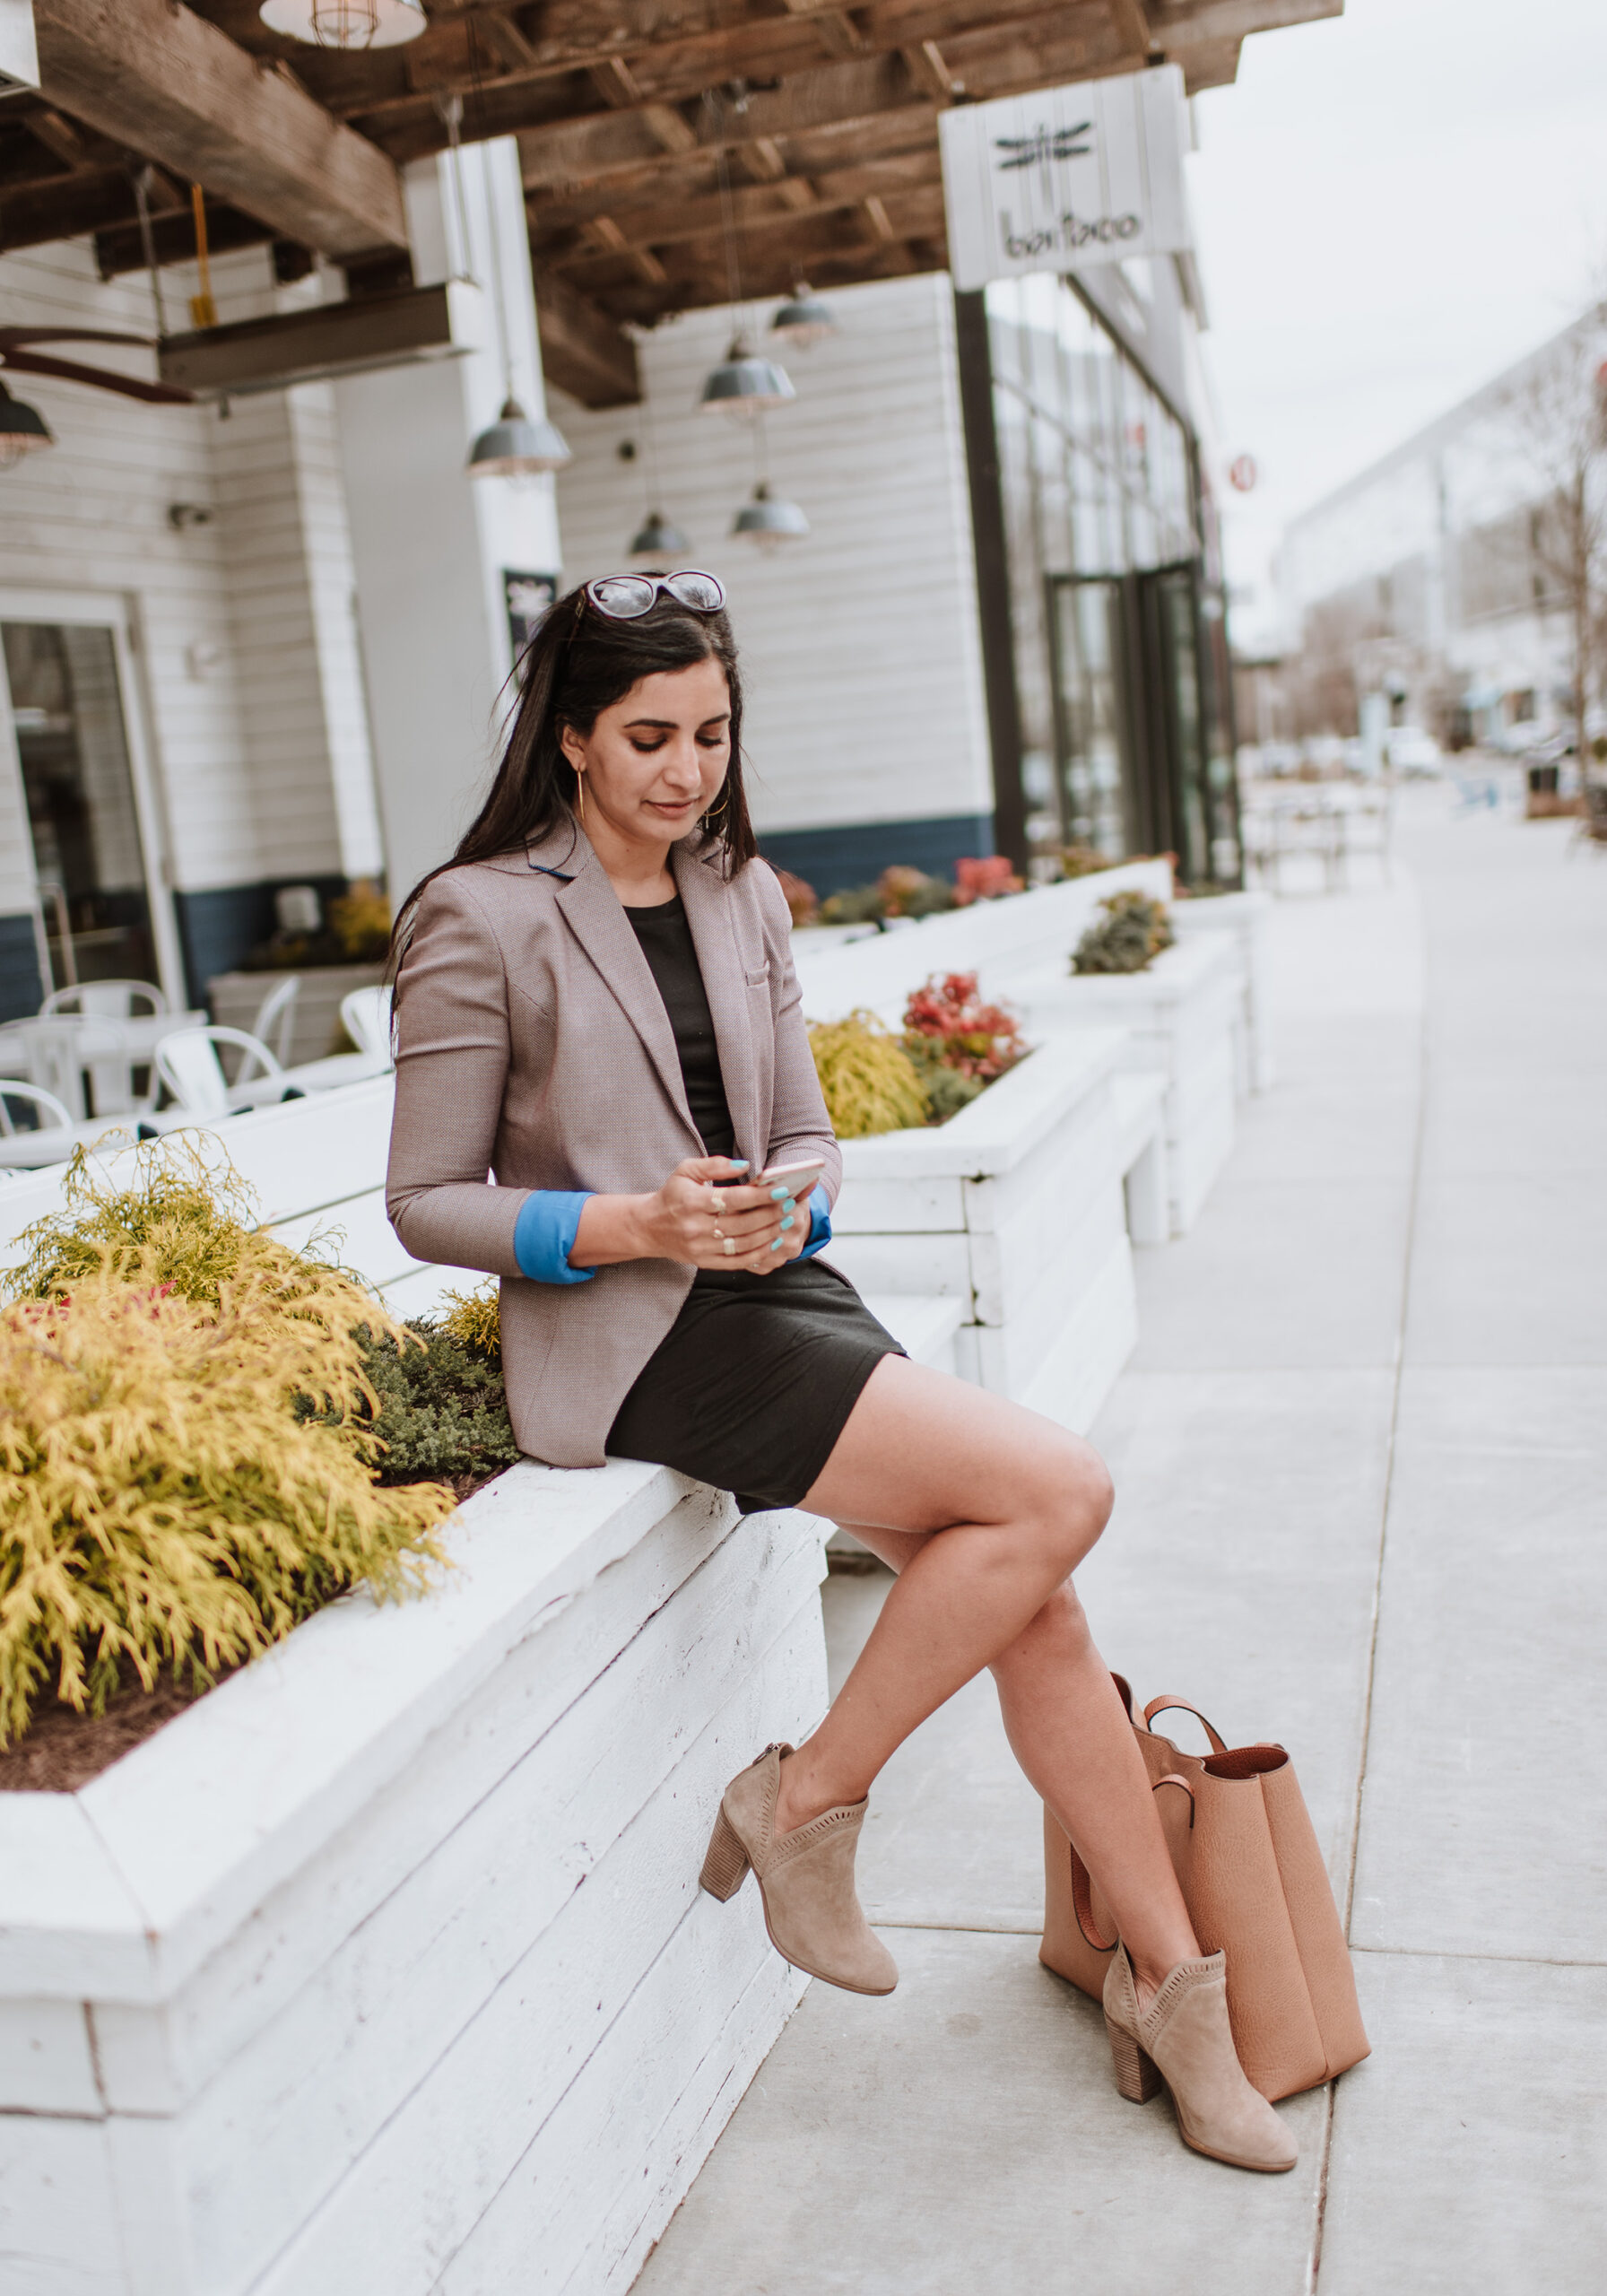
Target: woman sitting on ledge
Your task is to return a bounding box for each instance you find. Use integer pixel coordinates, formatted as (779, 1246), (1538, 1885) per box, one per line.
(386, 572), (1294, 2175)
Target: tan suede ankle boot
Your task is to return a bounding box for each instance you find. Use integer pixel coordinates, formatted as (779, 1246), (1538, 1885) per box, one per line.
(1103, 1942), (1297, 2172)
(699, 1743), (898, 1996)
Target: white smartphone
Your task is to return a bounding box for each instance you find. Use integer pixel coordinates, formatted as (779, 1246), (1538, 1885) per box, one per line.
(757, 1157), (826, 1200)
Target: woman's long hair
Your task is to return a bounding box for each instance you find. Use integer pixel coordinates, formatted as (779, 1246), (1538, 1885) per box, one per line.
(389, 577), (756, 970)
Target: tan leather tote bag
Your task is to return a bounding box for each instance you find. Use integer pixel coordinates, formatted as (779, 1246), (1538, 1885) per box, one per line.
(1040, 1678), (1370, 2101)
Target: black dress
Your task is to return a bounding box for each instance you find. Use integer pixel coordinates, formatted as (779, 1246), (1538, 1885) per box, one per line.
(605, 891), (906, 1511)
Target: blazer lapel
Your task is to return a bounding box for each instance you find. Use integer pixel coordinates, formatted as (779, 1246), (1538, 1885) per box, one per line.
(551, 839), (694, 1134)
(674, 837), (761, 1168)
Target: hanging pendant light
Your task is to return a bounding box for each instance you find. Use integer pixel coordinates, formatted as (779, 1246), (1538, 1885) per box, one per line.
(630, 509), (691, 562)
(732, 481), (808, 549)
(770, 284), (838, 350)
(0, 381), (54, 472)
(699, 335), (795, 419)
(258, 1), (427, 48)
(467, 396), (571, 478)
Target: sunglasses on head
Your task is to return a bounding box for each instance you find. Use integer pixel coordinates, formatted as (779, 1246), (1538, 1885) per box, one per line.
(583, 570), (725, 621)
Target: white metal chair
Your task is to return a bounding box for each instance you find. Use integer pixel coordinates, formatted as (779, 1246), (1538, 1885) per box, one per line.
(0, 1078), (79, 1169)
(249, 974), (301, 1067)
(0, 1078), (74, 1135)
(34, 980), (169, 1117)
(39, 978), (168, 1019)
(340, 984), (394, 1067)
(153, 1026), (287, 1123)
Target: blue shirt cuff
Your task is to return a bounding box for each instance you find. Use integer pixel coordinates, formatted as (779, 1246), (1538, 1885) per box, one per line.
(513, 1189), (596, 1283)
(797, 1182), (832, 1260)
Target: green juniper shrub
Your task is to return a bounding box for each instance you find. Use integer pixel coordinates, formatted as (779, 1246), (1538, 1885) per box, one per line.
(900, 1031), (986, 1122)
(1071, 891), (1175, 975)
(299, 1285), (520, 1497)
(817, 883), (888, 927)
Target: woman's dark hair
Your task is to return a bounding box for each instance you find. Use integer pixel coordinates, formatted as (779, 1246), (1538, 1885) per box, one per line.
(389, 577), (754, 968)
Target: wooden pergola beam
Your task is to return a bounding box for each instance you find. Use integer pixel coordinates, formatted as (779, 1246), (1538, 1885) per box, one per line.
(531, 150), (946, 267)
(519, 52), (928, 193)
(530, 265), (642, 409)
(31, 0), (407, 259)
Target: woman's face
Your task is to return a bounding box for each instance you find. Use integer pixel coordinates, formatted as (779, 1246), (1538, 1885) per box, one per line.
(560, 657), (731, 849)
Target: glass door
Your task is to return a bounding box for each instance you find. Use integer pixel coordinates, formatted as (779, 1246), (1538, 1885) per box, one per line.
(1, 618), (164, 994)
(1047, 575), (1132, 858)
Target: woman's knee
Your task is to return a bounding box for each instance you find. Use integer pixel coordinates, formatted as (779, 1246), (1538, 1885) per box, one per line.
(1014, 1431), (1115, 1574)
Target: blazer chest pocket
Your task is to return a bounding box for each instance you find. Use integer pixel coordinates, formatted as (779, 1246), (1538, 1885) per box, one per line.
(743, 960), (771, 987)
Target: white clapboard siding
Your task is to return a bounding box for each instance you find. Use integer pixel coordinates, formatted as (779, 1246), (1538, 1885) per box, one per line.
(792, 857), (1175, 1029)
(0, 238), (381, 922)
(551, 275), (993, 844)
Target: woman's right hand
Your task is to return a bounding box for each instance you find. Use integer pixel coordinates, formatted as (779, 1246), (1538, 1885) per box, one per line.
(568, 1157), (801, 1273)
(637, 1156), (797, 1272)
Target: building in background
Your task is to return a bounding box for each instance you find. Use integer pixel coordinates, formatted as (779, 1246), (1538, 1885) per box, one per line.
(0, 1), (1327, 1020)
(1277, 304), (1607, 759)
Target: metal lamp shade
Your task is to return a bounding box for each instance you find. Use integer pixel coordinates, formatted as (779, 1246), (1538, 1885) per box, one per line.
(258, 1), (427, 48)
(0, 382), (54, 471)
(630, 509), (691, 561)
(467, 397), (572, 477)
(769, 287), (838, 349)
(699, 338), (796, 418)
(732, 483), (809, 547)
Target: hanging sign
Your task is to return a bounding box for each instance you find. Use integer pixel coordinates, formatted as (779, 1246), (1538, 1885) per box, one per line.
(939, 65), (1190, 292)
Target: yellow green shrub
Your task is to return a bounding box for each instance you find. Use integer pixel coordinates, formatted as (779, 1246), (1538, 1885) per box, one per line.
(439, 1278), (501, 1360)
(0, 1138), (455, 1746)
(808, 1012), (930, 1138)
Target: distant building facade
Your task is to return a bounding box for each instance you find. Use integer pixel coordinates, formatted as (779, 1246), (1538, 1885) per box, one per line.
(1277, 307), (1607, 753)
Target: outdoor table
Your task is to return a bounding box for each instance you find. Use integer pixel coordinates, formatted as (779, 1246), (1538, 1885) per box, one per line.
(18, 1010), (206, 1119)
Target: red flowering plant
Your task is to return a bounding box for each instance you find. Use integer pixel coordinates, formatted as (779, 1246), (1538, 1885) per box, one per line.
(903, 971), (1029, 1085)
(951, 855), (1025, 906)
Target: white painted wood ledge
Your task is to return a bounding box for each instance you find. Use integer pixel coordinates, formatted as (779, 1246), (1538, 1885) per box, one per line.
(0, 1462), (830, 2296)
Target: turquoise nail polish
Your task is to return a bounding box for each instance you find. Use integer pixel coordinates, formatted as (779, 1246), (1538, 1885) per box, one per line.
(769, 1186), (788, 1201)
(770, 1238), (783, 1251)
(730, 1160), (749, 1170)
(780, 1214), (795, 1230)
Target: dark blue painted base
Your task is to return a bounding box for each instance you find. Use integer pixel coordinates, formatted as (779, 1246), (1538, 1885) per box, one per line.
(757, 813), (994, 900)
(173, 875), (351, 1009)
(0, 913), (44, 1024)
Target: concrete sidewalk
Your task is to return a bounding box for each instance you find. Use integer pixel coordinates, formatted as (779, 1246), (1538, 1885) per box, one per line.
(633, 789), (1606, 2295)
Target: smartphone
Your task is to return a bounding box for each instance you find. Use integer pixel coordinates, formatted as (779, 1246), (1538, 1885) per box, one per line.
(758, 1157), (826, 1200)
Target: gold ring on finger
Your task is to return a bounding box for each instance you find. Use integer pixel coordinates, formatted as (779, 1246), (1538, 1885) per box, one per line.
(723, 1236), (736, 1257)
(709, 1190), (726, 1215)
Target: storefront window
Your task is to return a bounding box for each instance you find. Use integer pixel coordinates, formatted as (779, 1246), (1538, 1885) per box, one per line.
(984, 272), (1236, 883)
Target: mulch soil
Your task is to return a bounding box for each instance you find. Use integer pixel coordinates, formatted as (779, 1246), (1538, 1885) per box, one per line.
(0, 1665), (239, 1794)
(1, 1467), (504, 1795)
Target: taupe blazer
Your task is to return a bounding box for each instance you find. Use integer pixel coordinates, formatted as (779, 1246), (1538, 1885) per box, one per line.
(386, 821), (841, 1468)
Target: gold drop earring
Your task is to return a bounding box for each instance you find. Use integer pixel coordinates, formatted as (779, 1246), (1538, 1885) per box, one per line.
(575, 770), (586, 826)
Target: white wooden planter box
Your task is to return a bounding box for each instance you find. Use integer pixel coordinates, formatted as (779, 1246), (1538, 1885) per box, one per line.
(1168, 890), (1275, 1095)
(791, 858), (1173, 1032)
(1005, 933), (1240, 1239)
(0, 1462), (831, 2296)
(826, 1031), (1138, 1439)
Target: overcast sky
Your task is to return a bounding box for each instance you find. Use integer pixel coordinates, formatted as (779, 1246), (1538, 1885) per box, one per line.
(1186, 0), (1607, 646)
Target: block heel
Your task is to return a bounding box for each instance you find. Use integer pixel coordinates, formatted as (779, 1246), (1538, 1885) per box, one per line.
(699, 1805), (751, 1900)
(1102, 1942), (1297, 2171)
(1106, 2013), (1163, 2103)
(698, 1744), (898, 1994)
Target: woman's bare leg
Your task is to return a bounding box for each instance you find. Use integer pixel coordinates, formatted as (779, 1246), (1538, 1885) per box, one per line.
(775, 1353), (1198, 2005)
